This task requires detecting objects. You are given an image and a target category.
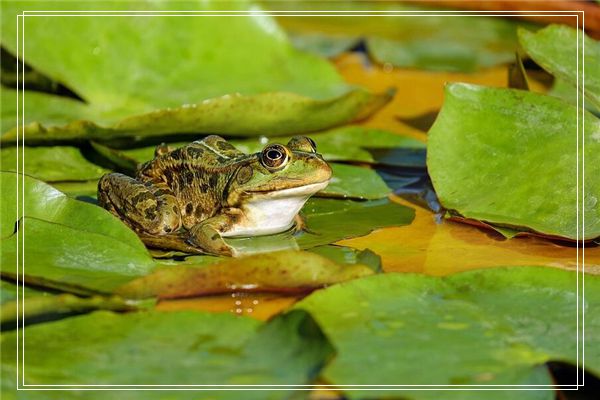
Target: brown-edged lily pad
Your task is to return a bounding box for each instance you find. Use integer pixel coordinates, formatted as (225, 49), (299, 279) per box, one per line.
(117, 250), (375, 299)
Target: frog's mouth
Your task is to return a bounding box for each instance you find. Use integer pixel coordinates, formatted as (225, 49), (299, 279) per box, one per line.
(248, 180), (330, 198)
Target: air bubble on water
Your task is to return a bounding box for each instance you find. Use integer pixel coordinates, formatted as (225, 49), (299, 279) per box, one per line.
(252, 300), (259, 305)
(235, 308), (243, 314)
(383, 63), (393, 73)
(235, 300), (242, 306)
(259, 136), (269, 144)
(92, 46), (101, 56)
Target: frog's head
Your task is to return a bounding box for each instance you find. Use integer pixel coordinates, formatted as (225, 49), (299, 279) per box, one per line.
(227, 136), (332, 205)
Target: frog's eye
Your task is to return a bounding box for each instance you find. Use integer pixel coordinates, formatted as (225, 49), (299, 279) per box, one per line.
(261, 144), (289, 170)
(286, 136), (317, 153)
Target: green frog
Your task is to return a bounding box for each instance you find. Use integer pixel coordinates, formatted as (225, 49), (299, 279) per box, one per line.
(97, 135), (331, 256)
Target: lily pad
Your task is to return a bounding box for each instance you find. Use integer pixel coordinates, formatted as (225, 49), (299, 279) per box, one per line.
(297, 197), (415, 248)
(1, 218), (156, 294)
(519, 25), (600, 108)
(294, 267), (599, 398)
(323, 163), (391, 200)
(1, 172), (155, 294)
(427, 83), (600, 240)
(0, 171), (143, 245)
(1, 0), (389, 142)
(1, 309), (333, 398)
(0, 281), (134, 327)
(270, 1), (529, 72)
(0, 146), (109, 182)
(117, 250), (375, 299)
(1, 88), (392, 144)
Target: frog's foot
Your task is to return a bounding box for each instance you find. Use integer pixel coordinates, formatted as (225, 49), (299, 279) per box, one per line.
(293, 213), (317, 235)
(187, 217), (237, 257)
(98, 173), (181, 235)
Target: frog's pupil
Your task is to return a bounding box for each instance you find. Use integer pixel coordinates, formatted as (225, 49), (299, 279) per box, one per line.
(267, 150), (282, 160)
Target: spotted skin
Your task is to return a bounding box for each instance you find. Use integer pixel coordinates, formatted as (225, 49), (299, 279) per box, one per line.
(97, 135), (332, 256)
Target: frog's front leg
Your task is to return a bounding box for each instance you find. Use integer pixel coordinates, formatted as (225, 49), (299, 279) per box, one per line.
(186, 210), (243, 257)
(98, 173), (181, 235)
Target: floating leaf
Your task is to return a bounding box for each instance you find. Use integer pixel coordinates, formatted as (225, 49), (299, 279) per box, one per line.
(323, 163), (390, 200)
(270, 1), (530, 72)
(0, 284), (134, 328)
(1, 309), (333, 397)
(0, 146), (109, 182)
(117, 250), (374, 299)
(427, 83), (600, 240)
(297, 197), (415, 248)
(1, 218), (156, 294)
(1, 0), (389, 142)
(0, 171), (143, 245)
(1, 173), (155, 293)
(519, 25), (600, 107)
(295, 267), (599, 398)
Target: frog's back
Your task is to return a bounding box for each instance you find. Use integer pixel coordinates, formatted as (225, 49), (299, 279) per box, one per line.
(136, 136), (250, 228)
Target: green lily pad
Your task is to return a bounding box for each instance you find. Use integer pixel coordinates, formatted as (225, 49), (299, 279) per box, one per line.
(1, 309), (333, 398)
(427, 83), (600, 240)
(269, 1), (530, 72)
(519, 25), (600, 108)
(0, 283), (134, 327)
(297, 197), (415, 248)
(0, 146), (109, 182)
(117, 250), (375, 299)
(1, 0), (389, 142)
(0, 171), (143, 244)
(1, 217), (156, 294)
(322, 163), (391, 200)
(294, 267), (599, 398)
(1, 172), (155, 294)
(0, 280), (48, 305)
(1, 88), (392, 144)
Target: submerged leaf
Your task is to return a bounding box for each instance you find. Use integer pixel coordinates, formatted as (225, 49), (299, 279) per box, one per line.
(519, 25), (600, 107)
(427, 83), (600, 240)
(1, 309), (333, 397)
(295, 267), (599, 398)
(117, 250), (374, 299)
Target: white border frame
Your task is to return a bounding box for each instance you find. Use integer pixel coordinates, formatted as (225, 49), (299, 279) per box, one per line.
(11, 5), (587, 394)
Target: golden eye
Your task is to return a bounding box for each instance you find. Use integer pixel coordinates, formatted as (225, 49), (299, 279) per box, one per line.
(261, 144), (289, 170)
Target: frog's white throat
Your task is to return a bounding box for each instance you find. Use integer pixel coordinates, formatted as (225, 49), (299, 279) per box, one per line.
(222, 181), (329, 238)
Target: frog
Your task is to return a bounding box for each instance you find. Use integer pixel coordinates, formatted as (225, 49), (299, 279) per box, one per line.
(97, 135), (332, 256)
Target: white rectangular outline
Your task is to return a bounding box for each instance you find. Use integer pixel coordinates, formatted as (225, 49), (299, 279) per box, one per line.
(11, 7), (586, 393)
